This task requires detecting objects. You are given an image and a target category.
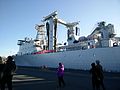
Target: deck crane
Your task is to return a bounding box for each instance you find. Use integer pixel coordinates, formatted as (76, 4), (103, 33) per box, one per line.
(43, 11), (80, 50)
(56, 18), (80, 43)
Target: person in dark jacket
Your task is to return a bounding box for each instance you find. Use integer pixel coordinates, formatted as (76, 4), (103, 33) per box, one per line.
(95, 60), (106, 90)
(0, 56), (5, 90)
(57, 63), (65, 88)
(1, 56), (16, 90)
(90, 63), (100, 90)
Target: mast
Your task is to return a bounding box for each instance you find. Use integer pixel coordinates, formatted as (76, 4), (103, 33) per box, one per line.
(43, 11), (57, 50)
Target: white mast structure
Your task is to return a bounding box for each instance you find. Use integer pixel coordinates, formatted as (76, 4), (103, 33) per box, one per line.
(57, 18), (80, 45)
(35, 24), (46, 49)
(43, 11), (57, 50)
(43, 11), (80, 50)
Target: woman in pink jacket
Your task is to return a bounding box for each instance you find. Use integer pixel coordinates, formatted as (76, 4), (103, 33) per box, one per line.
(57, 63), (65, 88)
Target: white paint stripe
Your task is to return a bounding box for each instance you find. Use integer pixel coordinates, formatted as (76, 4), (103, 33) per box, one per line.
(12, 78), (44, 82)
(13, 81), (55, 86)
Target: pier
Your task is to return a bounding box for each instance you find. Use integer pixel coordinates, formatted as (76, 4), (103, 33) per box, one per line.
(10, 67), (120, 90)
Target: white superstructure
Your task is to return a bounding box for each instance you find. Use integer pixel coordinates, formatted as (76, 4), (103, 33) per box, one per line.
(14, 11), (120, 72)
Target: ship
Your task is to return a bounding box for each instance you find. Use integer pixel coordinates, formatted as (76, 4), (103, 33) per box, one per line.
(14, 11), (120, 72)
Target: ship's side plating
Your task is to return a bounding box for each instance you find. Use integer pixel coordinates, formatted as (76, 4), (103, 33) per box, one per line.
(14, 47), (120, 72)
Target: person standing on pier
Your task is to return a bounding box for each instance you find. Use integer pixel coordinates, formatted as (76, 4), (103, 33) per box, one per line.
(57, 62), (66, 88)
(90, 63), (100, 90)
(0, 56), (5, 90)
(1, 56), (16, 90)
(95, 60), (106, 90)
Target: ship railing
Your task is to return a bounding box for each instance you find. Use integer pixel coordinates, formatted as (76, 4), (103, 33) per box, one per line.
(33, 50), (56, 54)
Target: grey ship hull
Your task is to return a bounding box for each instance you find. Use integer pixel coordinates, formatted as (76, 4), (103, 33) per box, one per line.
(14, 47), (120, 72)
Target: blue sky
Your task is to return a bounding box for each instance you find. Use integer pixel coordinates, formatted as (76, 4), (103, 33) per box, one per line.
(0, 0), (120, 57)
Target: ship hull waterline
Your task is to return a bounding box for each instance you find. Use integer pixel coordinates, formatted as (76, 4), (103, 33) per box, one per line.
(14, 47), (120, 72)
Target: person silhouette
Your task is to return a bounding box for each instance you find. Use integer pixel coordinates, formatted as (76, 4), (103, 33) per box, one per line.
(57, 62), (65, 88)
(95, 60), (106, 90)
(0, 56), (5, 90)
(1, 56), (16, 90)
(90, 63), (100, 90)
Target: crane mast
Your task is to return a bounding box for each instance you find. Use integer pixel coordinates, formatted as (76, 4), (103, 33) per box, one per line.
(43, 11), (80, 50)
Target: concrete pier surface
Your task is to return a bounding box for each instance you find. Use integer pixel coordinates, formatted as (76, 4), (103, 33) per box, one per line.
(11, 67), (120, 90)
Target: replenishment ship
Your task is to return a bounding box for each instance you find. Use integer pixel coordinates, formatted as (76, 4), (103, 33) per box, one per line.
(14, 11), (120, 72)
